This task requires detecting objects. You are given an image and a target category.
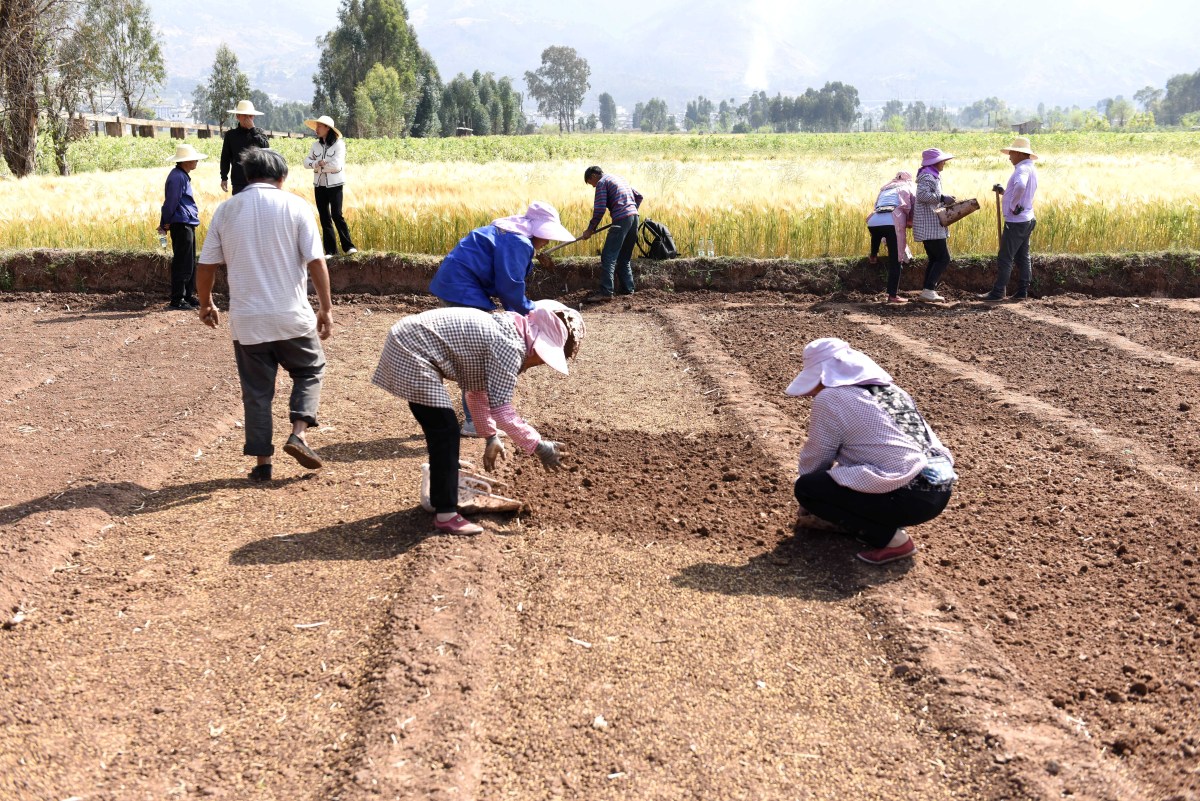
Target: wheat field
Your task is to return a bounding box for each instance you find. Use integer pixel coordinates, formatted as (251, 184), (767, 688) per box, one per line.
(1, 133), (1197, 258)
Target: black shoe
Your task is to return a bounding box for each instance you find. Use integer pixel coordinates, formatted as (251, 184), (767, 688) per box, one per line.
(167, 301), (191, 311)
(248, 464), (273, 482)
(183, 297), (200, 309)
(585, 292), (614, 303)
(977, 292), (1006, 303)
(284, 434), (323, 469)
(616, 289), (635, 296)
(1010, 294), (1028, 302)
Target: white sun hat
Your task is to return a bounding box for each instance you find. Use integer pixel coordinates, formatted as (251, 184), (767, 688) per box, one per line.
(169, 143), (207, 162)
(227, 99), (264, 116)
(785, 338), (893, 396)
(304, 115), (341, 137)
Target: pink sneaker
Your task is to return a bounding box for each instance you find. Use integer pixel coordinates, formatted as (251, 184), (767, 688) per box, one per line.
(856, 536), (916, 565)
(886, 295), (908, 305)
(433, 513), (483, 535)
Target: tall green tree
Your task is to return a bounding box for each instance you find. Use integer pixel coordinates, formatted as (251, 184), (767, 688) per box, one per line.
(524, 46), (590, 133)
(1160, 69), (1200, 125)
(78, 0), (165, 117)
(40, 5), (97, 175)
(312, 0), (438, 135)
(354, 63), (414, 137)
(598, 92), (617, 131)
(0, 0), (96, 176)
(195, 44), (250, 128)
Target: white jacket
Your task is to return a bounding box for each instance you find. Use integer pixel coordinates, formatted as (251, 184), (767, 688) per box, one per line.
(302, 137), (346, 188)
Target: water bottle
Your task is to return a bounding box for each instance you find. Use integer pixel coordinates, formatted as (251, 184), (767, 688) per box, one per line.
(158, 232), (169, 249)
(706, 239), (715, 258)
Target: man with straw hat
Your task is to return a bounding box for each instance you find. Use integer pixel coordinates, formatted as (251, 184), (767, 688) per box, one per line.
(979, 137), (1039, 302)
(220, 99), (269, 195)
(158, 143), (206, 310)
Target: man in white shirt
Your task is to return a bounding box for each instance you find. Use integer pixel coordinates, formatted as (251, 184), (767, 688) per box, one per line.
(980, 137), (1039, 302)
(197, 148), (335, 482)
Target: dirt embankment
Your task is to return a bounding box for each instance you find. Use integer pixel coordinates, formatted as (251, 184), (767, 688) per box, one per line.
(4, 248), (1200, 298)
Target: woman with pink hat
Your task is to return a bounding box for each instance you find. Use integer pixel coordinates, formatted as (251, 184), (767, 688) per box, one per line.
(370, 303), (584, 534)
(912, 148), (957, 301)
(429, 201), (576, 436)
(786, 338), (956, 565)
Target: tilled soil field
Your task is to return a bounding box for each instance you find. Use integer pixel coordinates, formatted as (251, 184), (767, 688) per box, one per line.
(2, 289), (1198, 801)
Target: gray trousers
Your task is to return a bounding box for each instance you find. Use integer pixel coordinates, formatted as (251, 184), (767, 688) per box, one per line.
(992, 219), (1037, 297)
(233, 331), (325, 456)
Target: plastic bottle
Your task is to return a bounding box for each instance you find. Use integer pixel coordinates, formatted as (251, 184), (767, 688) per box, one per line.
(158, 232), (169, 249)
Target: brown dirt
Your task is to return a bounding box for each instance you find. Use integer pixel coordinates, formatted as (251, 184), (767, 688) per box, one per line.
(2, 289), (1199, 800)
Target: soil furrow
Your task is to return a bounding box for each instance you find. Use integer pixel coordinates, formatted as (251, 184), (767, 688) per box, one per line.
(711, 301), (1200, 799)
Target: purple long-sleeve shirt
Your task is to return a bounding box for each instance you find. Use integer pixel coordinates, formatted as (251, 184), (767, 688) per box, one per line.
(588, 174), (640, 228)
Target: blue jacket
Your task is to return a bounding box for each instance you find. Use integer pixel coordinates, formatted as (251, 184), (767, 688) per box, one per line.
(160, 166), (199, 227)
(429, 225), (536, 314)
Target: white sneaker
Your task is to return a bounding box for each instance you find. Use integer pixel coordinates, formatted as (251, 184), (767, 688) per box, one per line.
(919, 289), (944, 302)
(346, 247), (358, 254)
(324, 253), (335, 259)
(460, 421), (481, 438)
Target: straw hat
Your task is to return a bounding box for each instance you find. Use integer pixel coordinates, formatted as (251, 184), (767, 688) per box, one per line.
(785, 338), (893, 397)
(1001, 136), (1038, 160)
(304, 115), (341, 137)
(169, 143), (207, 163)
(492, 201), (574, 242)
(227, 99), (264, 116)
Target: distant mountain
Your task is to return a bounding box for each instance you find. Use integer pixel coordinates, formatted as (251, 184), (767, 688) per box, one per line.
(147, 0), (1200, 115)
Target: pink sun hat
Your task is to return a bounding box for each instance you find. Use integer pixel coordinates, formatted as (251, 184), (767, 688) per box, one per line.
(510, 307), (571, 374)
(492, 201), (574, 242)
(920, 148), (955, 167)
(785, 338), (893, 396)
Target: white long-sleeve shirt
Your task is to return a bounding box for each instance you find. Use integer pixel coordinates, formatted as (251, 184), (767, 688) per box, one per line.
(1003, 159), (1037, 223)
(302, 138), (346, 188)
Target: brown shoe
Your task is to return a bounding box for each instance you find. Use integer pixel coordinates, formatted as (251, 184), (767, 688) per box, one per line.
(584, 292), (614, 303)
(284, 434), (323, 469)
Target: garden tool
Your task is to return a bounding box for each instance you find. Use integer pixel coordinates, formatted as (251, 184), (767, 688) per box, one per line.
(992, 184), (1004, 248)
(539, 222), (615, 257)
(419, 460), (525, 514)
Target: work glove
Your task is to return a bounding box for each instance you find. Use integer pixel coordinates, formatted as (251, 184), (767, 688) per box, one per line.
(534, 440), (565, 471)
(484, 435), (506, 472)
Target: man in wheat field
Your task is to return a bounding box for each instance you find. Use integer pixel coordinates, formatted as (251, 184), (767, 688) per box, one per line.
(220, 99), (270, 196)
(979, 137), (1040, 303)
(577, 166), (642, 302)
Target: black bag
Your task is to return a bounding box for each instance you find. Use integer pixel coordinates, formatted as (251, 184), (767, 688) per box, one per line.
(637, 218), (679, 260)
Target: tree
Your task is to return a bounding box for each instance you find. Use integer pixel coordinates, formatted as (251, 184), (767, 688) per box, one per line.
(598, 92), (617, 131)
(904, 101), (927, 131)
(78, 0), (165, 117)
(198, 44), (250, 128)
(685, 96), (714, 131)
(313, 0), (434, 135)
(1134, 85), (1163, 113)
(524, 45), (590, 133)
(1106, 96), (1134, 128)
(1160, 69), (1200, 125)
(1, 0), (79, 176)
(40, 3), (96, 175)
(637, 98), (669, 132)
(354, 63), (411, 137)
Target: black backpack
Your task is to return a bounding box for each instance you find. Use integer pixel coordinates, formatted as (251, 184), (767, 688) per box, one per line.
(637, 218), (679, 260)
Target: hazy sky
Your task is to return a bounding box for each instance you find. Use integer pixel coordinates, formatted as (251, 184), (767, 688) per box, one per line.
(150, 0), (1200, 109)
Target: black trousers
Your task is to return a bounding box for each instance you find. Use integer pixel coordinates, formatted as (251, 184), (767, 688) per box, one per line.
(314, 185), (357, 255)
(868, 224), (904, 296)
(920, 238), (951, 290)
(793, 471), (952, 548)
(410, 403), (460, 514)
(169, 223), (197, 304)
